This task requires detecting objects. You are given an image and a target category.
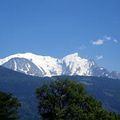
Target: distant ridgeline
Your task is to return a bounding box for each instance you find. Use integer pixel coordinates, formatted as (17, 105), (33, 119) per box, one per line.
(0, 52), (120, 79)
(0, 66), (120, 120)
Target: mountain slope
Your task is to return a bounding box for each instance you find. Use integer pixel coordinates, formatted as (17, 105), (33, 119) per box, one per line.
(3, 57), (44, 76)
(0, 52), (120, 79)
(0, 66), (120, 120)
(0, 66), (51, 120)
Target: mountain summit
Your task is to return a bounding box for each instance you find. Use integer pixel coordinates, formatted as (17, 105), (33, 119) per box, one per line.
(0, 52), (120, 79)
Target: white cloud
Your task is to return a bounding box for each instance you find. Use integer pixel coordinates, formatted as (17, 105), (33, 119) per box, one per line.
(96, 55), (103, 60)
(92, 35), (119, 46)
(113, 39), (118, 43)
(104, 35), (111, 41)
(92, 39), (104, 45)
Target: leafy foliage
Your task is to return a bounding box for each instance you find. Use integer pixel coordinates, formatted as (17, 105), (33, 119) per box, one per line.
(36, 79), (120, 120)
(0, 91), (21, 120)
(0, 66), (120, 119)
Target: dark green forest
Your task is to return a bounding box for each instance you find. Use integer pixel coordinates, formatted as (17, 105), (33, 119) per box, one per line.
(36, 79), (120, 120)
(0, 66), (120, 120)
(0, 91), (20, 120)
(1, 79), (120, 120)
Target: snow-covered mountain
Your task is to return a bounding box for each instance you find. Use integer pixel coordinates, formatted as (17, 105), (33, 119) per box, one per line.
(0, 52), (119, 79)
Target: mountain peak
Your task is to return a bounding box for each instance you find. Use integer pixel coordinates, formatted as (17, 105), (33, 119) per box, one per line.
(67, 52), (79, 57)
(63, 52), (80, 60)
(0, 52), (120, 79)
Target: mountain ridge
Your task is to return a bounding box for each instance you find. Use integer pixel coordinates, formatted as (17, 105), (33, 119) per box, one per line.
(0, 52), (120, 79)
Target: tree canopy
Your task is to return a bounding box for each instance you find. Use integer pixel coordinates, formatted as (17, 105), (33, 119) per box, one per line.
(0, 91), (21, 120)
(36, 79), (120, 120)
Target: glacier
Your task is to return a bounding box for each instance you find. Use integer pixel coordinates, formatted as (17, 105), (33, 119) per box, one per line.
(0, 52), (120, 79)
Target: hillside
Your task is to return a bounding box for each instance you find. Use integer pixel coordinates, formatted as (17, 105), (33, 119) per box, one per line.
(0, 66), (120, 120)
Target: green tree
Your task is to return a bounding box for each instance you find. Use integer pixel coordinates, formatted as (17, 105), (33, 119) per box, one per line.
(36, 79), (120, 120)
(0, 91), (21, 120)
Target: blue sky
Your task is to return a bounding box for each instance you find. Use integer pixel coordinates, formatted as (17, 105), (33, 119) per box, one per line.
(0, 0), (120, 71)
